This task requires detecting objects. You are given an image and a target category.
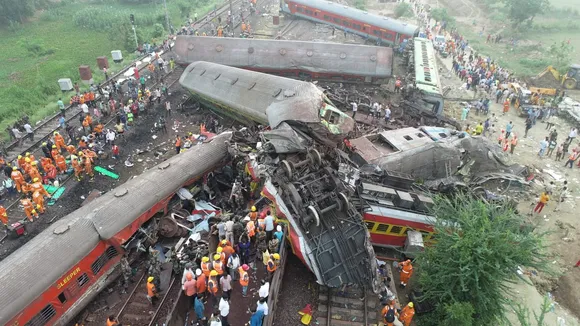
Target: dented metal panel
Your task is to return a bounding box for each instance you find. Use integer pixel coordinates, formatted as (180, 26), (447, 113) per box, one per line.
(174, 36), (393, 78)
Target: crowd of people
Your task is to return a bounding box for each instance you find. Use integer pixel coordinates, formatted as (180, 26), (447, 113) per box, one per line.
(135, 205), (284, 326)
(177, 0), (257, 38)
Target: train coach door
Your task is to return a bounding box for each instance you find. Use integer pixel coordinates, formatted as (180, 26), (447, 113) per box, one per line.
(395, 33), (401, 45)
(314, 10), (321, 18)
(363, 24), (371, 35)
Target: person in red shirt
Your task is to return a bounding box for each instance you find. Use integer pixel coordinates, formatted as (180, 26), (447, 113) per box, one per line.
(112, 144), (120, 159)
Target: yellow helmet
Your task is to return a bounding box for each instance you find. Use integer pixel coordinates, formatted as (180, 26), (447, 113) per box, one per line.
(52, 145), (56, 148)
(17, 155), (22, 159)
(147, 276), (154, 283)
(78, 151), (84, 156)
(31, 161), (37, 166)
(202, 256), (209, 262)
(33, 178), (39, 182)
(54, 131), (59, 135)
(210, 270), (218, 276)
(42, 142), (47, 146)
(408, 302), (414, 308)
(25, 158), (31, 163)
(213, 254), (221, 260)
(25, 152), (30, 156)
(221, 240), (227, 245)
(217, 247), (223, 253)
(12, 167), (17, 170)
(251, 206), (256, 212)
(273, 253), (280, 260)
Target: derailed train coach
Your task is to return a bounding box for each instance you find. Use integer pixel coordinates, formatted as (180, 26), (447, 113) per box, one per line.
(173, 36), (394, 84)
(179, 61), (355, 144)
(0, 134), (231, 326)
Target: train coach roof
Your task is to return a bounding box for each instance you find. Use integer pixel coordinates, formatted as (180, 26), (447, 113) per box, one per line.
(289, 0), (419, 36)
(180, 61), (325, 129)
(0, 133), (231, 325)
(174, 36), (393, 77)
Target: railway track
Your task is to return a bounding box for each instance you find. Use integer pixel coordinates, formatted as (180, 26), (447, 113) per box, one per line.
(317, 285), (378, 326)
(115, 272), (179, 326)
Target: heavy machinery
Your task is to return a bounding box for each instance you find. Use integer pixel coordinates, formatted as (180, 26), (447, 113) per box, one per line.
(534, 65), (580, 90)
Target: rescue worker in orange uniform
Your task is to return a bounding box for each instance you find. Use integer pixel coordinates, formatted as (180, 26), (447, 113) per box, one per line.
(212, 254), (224, 277)
(195, 269), (207, 300)
(249, 205), (258, 220)
(381, 302), (399, 326)
(241, 22), (247, 32)
(22, 157), (32, 176)
(25, 152), (36, 164)
(238, 264), (250, 297)
(16, 155), (25, 169)
(175, 136), (182, 155)
(147, 276), (158, 305)
(201, 256), (212, 277)
(32, 190), (47, 214)
(55, 154), (67, 173)
(217, 247), (226, 266)
(54, 132), (66, 152)
(28, 161), (42, 182)
(84, 156), (94, 181)
(66, 144), (77, 156)
(106, 316), (118, 326)
(29, 178), (46, 195)
(398, 259), (413, 288)
(267, 254), (278, 279)
(399, 302), (415, 326)
(11, 167), (25, 192)
(21, 196), (38, 222)
(44, 162), (57, 184)
(245, 217), (256, 239)
(40, 157), (53, 173)
(502, 99), (510, 114)
(72, 156), (83, 181)
(0, 205), (8, 227)
(207, 270), (219, 306)
(51, 145), (59, 160)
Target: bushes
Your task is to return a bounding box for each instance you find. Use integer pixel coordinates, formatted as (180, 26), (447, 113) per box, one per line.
(394, 3), (413, 18)
(18, 38), (55, 57)
(72, 6), (156, 30)
(152, 23), (165, 38)
(354, 0), (366, 10)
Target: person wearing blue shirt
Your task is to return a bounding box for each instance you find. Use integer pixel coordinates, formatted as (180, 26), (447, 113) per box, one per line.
(250, 305), (264, 326)
(194, 294), (205, 322)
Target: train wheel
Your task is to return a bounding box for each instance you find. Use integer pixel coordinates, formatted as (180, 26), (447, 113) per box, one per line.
(286, 183), (303, 209)
(306, 205), (320, 227)
(281, 159), (293, 179)
(338, 192), (349, 212)
(308, 148), (322, 166)
(563, 78), (577, 90)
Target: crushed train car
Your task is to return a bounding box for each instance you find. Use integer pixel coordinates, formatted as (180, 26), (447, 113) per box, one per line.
(174, 36), (393, 83)
(179, 61), (355, 144)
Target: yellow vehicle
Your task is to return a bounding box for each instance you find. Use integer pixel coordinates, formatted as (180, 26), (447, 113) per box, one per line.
(509, 83), (532, 108)
(535, 65), (580, 90)
(529, 86), (557, 96)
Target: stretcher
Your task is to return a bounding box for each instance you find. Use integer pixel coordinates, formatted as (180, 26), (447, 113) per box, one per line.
(95, 166), (120, 179)
(44, 185), (66, 206)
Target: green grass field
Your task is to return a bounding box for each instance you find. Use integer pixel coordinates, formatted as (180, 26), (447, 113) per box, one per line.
(0, 0), (221, 141)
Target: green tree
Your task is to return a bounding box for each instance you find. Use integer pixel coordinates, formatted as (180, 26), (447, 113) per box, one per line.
(394, 3), (413, 18)
(430, 7), (456, 25)
(152, 23), (165, 38)
(109, 22), (144, 52)
(0, 0), (35, 24)
(548, 41), (575, 71)
(501, 0), (550, 27)
(415, 194), (548, 326)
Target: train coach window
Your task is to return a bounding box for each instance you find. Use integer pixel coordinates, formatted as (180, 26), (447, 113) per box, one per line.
(57, 292), (67, 304)
(343, 21), (351, 27)
(373, 30), (380, 36)
(353, 24), (361, 30)
(25, 304), (56, 326)
(305, 9), (314, 15)
(106, 246), (119, 259)
(333, 17), (341, 24)
(383, 33), (393, 40)
(390, 225), (404, 235)
(77, 273), (89, 287)
(324, 15), (330, 20)
(375, 223), (390, 233)
(91, 246), (119, 275)
(365, 221), (375, 231)
(297, 7), (303, 12)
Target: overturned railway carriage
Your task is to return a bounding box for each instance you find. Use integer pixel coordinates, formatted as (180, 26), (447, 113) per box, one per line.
(0, 134), (231, 326)
(174, 36), (394, 83)
(179, 61), (354, 143)
(281, 0), (419, 45)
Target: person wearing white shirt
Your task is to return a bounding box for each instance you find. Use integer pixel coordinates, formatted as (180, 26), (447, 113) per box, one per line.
(384, 106), (392, 122)
(258, 280), (270, 300)
(81, 103), (89, 114)
(23, 123), (34, 141)
(257, 298), (269, 316)
(351, 102), (358, 119)
(219, 296), (230, 325)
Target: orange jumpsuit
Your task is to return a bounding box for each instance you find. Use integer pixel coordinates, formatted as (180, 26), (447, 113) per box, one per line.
(54, 134), (66, 152)
(399, 260), (413, 286)
(29, 181), (46, 195)
(66, 145), (77, 156)
(28, 166), (42, 182)
(381, 304), (399, 326)
(503, 100), (510, 113)
(55, 154), (67, 173)
(399, 305), (415, 326)
(72, 159), (83, 180)
(11, 170), (25, 192)
(32, 190), (46, 214)
(21, 198), (38, 221)
(40, 157), (53, 172)
(0, 206), (7, 226)
(84, 157), (94, 178)
(17, 157), (26, 169)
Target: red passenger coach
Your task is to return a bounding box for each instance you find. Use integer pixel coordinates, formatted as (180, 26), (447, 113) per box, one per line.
(0, 133), (231, 326)
(281, 0), (419, 46)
